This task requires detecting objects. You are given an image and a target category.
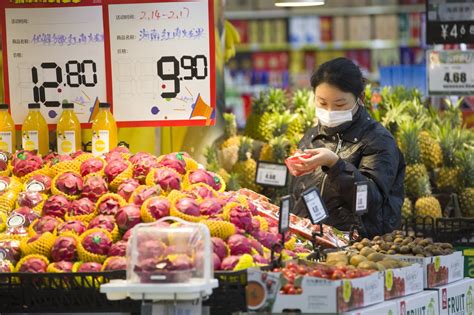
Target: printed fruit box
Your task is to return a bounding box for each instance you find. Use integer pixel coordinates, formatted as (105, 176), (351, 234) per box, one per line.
(342, 300), (398, 315)
(246, 267), (384, 313)
(391, 251), (464, 288)
(429, 278), (474, 315)
(393, 290), (440, 315)
(384, 263), (424, 300)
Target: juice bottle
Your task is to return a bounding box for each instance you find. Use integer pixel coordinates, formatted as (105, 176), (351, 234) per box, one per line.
(57, 102), (81, 155)
(91, 102), (117, 156)
(0, 104), (16, 153)
(22, 103), (49, 156)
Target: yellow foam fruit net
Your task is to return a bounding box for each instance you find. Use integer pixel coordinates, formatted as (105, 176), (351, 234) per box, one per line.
(0, 167), (11, 177)
(184, 183), (218, 199)
(0, 179), (23, 214)
(200, 219), (236, 240)
(145, 166), (182, 193)
(285, 236), (297, 250)
(222, 201), (248, 221)
(65, 208), (97, 224)
(20, 231), (56, 258)
(77, 228), (112, 263)
(169, 191), (206, 223)
(51, 171), (83, 201)
(253, 216), (269, 232)
(182, 171), (226, 193)
(80, 158), (106, 177)
(109, 161), (133, 191)
(49, 159), (81, 178)
(73, 153), (95, 163)
(234, 254), (255, 271)
(15, 254), (49, 272)
(101, 256), (125, 272)
(16, 193), (47, 214)
(0, 211), (7, 232)
(28, 217), (63, 237)
(140, 196), (170, 223)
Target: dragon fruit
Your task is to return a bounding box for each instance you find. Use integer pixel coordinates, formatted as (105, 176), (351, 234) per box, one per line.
(282, 249), (297, 259)
(227, 234), (252, 255)
(103, 256), (127, 271)
(47, 154), (73, 167)
(249, 238), (263, 256)
(189, 185), (215, 199)
(80, 158), (105, 177)
(88, 215), (116, 233)
(115, 205), (141, 230)
(137, 240), (167, 260)
(77, 262), (102, 272)
(25, 174), (52, 192)
(229, 205), (253, 233)
(0, 261), (13, 273)
(57, 220), (87, 235)
(18, 256), (48, 273)
(131, 186), (162, 207)
(12, 150), (35, 166)
(51, 235), (78, 262)
(42, 152), (59, 165)
(11, 207), (40, 226)
(145, 197), (170, 220)
(49, 261), (74, 272)
(255, 231), (281, 252)
(221, 255), (240, 271)
(157, 153), (187, 175)
(131, 152), (158, 182)
(55, 172), (83, 196)
(122, 229), (133, 242)
(167, 254), (194, 271)
(0, 239), (21, 264)
(104, 159), (128, 182)
(33, 215), (62, 234)
(97, 195), (123, 216)
(12, 154), (43, 178)
(253, 254), (270, 265)
(17, 192), (44, 209)
(108, 240), (128, 257)
(188, 169), (215, 187)
(199, 198), (223, 216)
(69, 198), (95, 216)
(175, 198), (200, 216)
(117, 179), (140, 201)
(211, 237), (228, 260)
(247, 200), (259, 216)
(81, 230), (112, 255)
(213, 253), (222, 270)
(151, 168), (181, 192)
(249, 218), (261, 237)
(104, 151), (125, 163)
(112, 146), (130, 154)
(42, 195), (70, 218)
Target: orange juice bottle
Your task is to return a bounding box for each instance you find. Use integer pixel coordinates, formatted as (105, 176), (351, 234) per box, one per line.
(91, 102), (117, 156)
(57, 103), (81, 155)
(22, 103), (49, 156)
(0, 104), (16, 153)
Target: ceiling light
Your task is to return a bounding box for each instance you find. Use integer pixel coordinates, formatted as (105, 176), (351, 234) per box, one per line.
(275, 0), (325, 7)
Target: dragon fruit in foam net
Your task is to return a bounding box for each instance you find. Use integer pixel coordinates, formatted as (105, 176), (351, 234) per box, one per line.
(227, 234), (252, 255)
(157, 153), (187, 175)
(131, 186), (161, 207)
(81, 230), (112, 255)
(104, 256), (127, 271)
(108, 240), (128, 257)
(104, 150), (126, 163)
(152, 168), (181, 192)
(42, 195), (70, 218)
(88, 215), (116, 233)
(98, 195), (122, 216)
(175, 197), (200, 216)
(77, 262), (102, 272)
(115, 205), (141, 231)
(82, 175), (108, 202)
(57, 220), (87, 235)
(249, 237), (263, 256)
(117, 179), (139, 201)
(11, 207), (40, 227)
(199, 198), (223, 216)
(211, 237), (228, 261)
(51, 235), (78, 262)
(131, 152), (158, 181)
(18, 256), (48, 273)
(47, 154), (73, 167)
(80, 158), (104, 177)
(104, 159), (128, 182)
(255, 231), (281, 252)
(190, 185), (215, 199)
(50, 261), (74, 272)
(33, 215), (62, 234)
(188, 169), (214, 187)
(12, 154), (43, 178)
(145, 197), (170, 220)
(25, 174), (52, 192)
(69, 198), (95, 216)
(11, 150), (34, 166)
(229, 205), (253, 233)
(55, 172), (83, 196)
(221, 255), (240, 271)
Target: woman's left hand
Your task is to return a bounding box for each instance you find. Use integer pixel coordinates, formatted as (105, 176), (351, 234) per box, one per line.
(291, 148), (339, 174)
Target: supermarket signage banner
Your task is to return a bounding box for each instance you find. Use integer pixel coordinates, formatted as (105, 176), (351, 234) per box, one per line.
(0, 0), (216, 127)
(427, 50), (474, 96)
(426, 0), (474, 44)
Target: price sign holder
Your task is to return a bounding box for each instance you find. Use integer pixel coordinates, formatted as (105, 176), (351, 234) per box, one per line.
(353, 181), (368, 215)
(301, 187), (328, 225)
(270, 195), (291, 269)
(306, 222), (325, 262)
(255, 161), (289, 188)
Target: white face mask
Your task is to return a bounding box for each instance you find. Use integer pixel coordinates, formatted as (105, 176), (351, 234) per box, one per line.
(316, 101), (358, 128)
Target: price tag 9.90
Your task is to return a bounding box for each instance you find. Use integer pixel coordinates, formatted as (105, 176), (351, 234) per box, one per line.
(302, 187), (327, 225)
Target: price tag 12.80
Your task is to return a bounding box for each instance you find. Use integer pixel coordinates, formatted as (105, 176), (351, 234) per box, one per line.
(279, 195), (291, 234)
(302, 187), (327, 225)
(255, 161), (288, 188)
(354, 181), (368, 215)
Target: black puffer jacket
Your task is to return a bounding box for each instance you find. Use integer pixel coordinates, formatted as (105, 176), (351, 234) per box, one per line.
(289, 106), (405, 238)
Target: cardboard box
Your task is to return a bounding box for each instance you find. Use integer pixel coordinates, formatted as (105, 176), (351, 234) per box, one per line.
(394, 291), (440, 315)
(247, 268), (384, 313)
(393, 251), (464, 289)
(342, 300), (398, 315)
(384, 263), (424, 300)
(430, 278), (474, 315)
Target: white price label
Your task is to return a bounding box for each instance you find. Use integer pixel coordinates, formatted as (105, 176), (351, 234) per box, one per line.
(22, 130), (39, 151)
(256, 162), (288, 187)
(0, 132), (13, 153)
(279, 196), (290, 234)
(355, 182), (368, 214)
(428, 50), (474, 95)
(92, 130), (110, 156)
(57, 130), (76, 155)
(302, 188), (327, 224)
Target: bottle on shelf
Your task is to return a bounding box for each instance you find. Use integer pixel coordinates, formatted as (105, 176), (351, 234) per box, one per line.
(22, 103), (49, 156)
(0, 104), (16, 154)
(57, 102), (81, 155)
(91, 102), (117, 156)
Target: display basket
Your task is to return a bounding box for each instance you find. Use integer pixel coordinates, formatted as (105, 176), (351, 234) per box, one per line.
(400, 215), (437, 239)
(204, 269), (248, 315)
(435, 217), (474, 246)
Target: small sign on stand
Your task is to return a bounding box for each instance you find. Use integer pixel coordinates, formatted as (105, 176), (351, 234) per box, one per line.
(255, 161), (288, 188)
(350, 181), (368, 244)
(301, 187), (328, 261)
(270, 195), (291, 269)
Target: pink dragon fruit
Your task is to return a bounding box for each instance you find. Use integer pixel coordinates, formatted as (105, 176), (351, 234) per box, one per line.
(115, 205), (141, 231)
(0, 239), (21, 264)
(55, 172), (83, 196)
(69, 198), (95, 216)
(188, 169), (215, 187)
(104, 150), (126, 163)
(157, 153), (187, 175)
(220, 255), (240, 271)
(131, 186), (162, 207)
(229, 205), (253, 233)
(282, 249), (297, 259)
(42, 195), (71, 218)
(249, 218), (261, 237)
(33, 215), (62, 234)
(42, 152), (59, 165)
(88, 215), (116, 233)
(11, 207), (40, 226)
(255, 231), (281, 252)
(199, 198), (223, 216)
(122, 229), (133, 242)
(253, 254), (270, 265)
(97, 195), (122, 216)
(12, 154), (43, 178)
(249, 238), (264, 256)
(212, 237), (228, 260)
(49, 261), (74, 272)
(108, 240), (128, 257)
(81, 230), (112, 255)
(47, 154), (73, 167)
(213, 253), (222, 270)
(227, 234), (252, 255)
(80, 158), (105, 177)
(11, 150), (35, 167)
(77, 262), (102, 272)
(175, 198), (200, 216)
(18, 256), (48, 273)
(247, 199), (259, 216)
(117, 179), (140, 201)
(145, 197), (170, 220)
(151, 168), (181, 192)
(51, 235), (78, 262)
(57, 220), (87, 235)
(17, 192), (44, 209)
(189, 185), (215, 199)
(104, 159), (128, 182)
(130, 152), (158, 182)
(138, 240), (167, 260)
(104, 257), (127, 271)
(25, 174), (52, 192)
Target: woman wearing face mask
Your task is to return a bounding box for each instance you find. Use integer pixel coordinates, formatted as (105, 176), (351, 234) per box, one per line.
(289, 58), (406, 238)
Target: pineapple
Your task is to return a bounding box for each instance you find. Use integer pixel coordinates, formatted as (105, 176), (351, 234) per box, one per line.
(205, 147), (230, 183)
(401, 198), (413, 219)
(434, 122), (463, 192)
(259, 136), (292, 163)
(415, 196), (442, 219)
(226, 172), (241, 192)
(220, 113), (241, 149)
(458, 149), (474, 216)
(244, 92), (266, 141)
(418, 130), (442, 170)
(232, 137), (261, 193)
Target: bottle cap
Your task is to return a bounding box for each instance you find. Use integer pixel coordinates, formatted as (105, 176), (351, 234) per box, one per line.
(28, 103), (40, 109)
(99, 103), (110, 108)
(0, 104), (9, 110)
(62, 103), (74, 109)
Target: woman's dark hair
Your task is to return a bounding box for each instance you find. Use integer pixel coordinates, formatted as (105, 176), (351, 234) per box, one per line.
(310, 57), (365, 98)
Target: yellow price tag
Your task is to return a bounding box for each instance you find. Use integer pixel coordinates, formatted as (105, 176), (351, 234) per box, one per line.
(434, 256), (441, 272)
(343, 280), (352, 303)
(385, 269), (393, 291)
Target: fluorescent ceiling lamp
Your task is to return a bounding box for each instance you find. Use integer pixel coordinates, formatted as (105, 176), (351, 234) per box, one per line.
(275, 0), (325, 7)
